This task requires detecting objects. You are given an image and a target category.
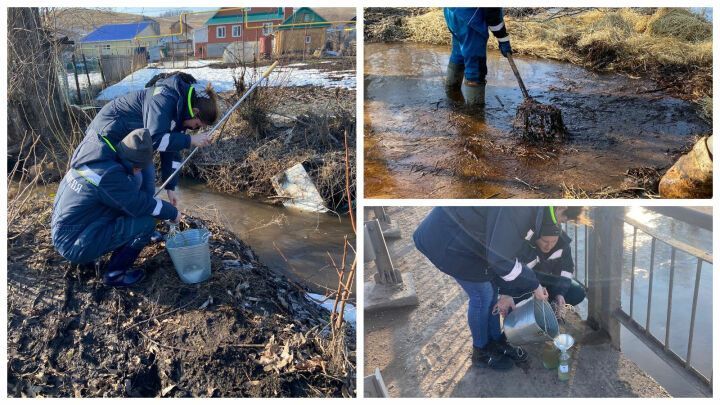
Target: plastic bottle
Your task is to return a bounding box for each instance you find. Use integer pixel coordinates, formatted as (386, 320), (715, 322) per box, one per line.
(558, 350), (570, 381)
(542, 342), (559, 369)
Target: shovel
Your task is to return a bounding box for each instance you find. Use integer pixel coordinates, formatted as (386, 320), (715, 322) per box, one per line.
(506, 54), (566, 142)
(154, 60), (280, 196)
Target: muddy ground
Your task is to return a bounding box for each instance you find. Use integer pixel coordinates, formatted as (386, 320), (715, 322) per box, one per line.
(364, 43), (709, 199)
(7, 199), (356, 398)
(364, 207), (670, 397)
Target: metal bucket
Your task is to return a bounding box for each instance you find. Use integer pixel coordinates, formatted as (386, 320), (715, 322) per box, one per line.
(503, 298), (559, 345)
(166, 228), (212, 284)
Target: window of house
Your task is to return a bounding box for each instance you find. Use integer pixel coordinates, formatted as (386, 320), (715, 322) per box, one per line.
(305, 35), (311, 44)
(262, 22), (273, 36)
(103, 44), (111, 51)
(232, 25), (242, 38)
(216, 26), (226, 39)
(303, 14), (312, 22)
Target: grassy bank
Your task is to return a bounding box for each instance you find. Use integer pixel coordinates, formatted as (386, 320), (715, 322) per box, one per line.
(370, 8), (712, 113)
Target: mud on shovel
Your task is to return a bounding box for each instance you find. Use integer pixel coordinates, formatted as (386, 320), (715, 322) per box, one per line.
(154, 60), (280, 196)
(506, 54), (566, 142)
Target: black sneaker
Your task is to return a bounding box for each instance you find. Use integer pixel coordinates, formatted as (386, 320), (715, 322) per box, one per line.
(488, 340), (529, 363)
(472, 346), (514, 371)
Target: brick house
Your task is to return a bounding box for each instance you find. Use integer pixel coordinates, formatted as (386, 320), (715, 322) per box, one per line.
(196, 7), (292, 58)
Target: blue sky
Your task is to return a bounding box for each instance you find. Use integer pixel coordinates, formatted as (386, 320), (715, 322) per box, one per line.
(109, 7), (218, 17)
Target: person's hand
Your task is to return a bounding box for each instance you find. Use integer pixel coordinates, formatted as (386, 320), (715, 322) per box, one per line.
(495, 295), (516, 317)
(555, 294), (566, 308)
(498, 40), (512, 57)
(533, 285), (549, 301)
(166, 189), (178, 206)
(190, 131), (212, 148)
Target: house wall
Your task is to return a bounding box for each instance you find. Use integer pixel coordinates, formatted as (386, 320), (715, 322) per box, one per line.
(275, 28), (327, 55)
(207, 23), (278, 44)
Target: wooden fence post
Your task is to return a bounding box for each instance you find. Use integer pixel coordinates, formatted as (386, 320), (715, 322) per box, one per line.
(71, 53), (82, 104)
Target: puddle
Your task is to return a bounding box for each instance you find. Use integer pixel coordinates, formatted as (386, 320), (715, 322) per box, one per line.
(21, 180), (354, 295)
(364, 43), (710, 198)
(176, 180), (354, 294)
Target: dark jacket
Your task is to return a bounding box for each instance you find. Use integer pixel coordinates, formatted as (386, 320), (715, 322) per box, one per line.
(444, 8), (509, 56)
(51, 133), (178, 264)
(413, 207), (543, 292)
(84, 75), (194, 191)
(518, 231), (575, 297)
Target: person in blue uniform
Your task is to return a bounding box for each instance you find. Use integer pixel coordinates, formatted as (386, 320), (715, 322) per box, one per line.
(52, 129), (180, 286)
(495, 217), (587, 318)
(444, 7), (513, 105)
(413, 206), (587, 370)
(85, 72), (219, 206)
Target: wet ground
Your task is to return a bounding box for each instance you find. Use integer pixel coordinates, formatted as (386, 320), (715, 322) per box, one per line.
(364, 43), (710, 198)
(176, 181), (355, 294)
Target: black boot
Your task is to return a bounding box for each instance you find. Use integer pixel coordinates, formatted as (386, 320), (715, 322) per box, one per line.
(103, 244), (145, 287)
(488, 336), (529, 363)
(472, 346), (514, 370)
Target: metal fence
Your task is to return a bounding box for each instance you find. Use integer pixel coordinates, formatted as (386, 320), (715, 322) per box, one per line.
(58, 50), (148, 105)
(562, 207), (712, 391)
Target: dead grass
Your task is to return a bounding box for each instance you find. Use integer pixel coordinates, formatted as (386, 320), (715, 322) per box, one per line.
(398, 8), (712, 103)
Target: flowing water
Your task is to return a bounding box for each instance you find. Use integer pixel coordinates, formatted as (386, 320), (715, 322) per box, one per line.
(364, 43), (710, 198)
(567, 207), (712, 396)
(175, 180), (355, 294)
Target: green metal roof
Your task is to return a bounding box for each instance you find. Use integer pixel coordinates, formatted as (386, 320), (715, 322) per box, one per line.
(205, 9), (285, 26)
(277, 7), (331, 30)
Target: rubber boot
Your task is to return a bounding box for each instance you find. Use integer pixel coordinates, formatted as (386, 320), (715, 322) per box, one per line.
(462, 80), (486, 106)
(103, 244), (145, 287)
(446, 62), (464, 89)
(472, 346), (514, 370)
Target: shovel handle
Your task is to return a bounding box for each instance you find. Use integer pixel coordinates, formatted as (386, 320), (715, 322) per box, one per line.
(262, 60), (280, 79)
(507, 55), (530, 100)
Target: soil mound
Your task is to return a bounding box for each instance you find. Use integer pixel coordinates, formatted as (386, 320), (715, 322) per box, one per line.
(7, 199), (355, 397)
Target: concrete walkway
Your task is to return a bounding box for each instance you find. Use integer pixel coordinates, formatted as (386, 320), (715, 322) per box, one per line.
(364, 207), (670, 398)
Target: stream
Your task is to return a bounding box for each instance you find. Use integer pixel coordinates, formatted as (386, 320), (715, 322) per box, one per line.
(175, 179), (355, 295)
(364, 43), (710, 198)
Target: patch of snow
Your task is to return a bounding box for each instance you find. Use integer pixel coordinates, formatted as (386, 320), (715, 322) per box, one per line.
(305, 293), (356, 326)
(65, 72), (104, 89)
(286, 62), (308, 67)
(97, 63), (355, 101)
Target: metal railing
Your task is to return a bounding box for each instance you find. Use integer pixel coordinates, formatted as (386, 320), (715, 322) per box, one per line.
(617, 208), (712, 391)
(563, 207), (712, 392)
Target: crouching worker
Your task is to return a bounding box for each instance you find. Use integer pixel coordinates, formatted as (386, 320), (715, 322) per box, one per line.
(52, 129), (181, 287)
(444, 7), (512, 105)
(413, 207), (553, 371)
(495, 207), (588, 320)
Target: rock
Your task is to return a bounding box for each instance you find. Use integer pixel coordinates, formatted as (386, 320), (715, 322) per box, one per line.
(27, 161), (61, 184)
(659, 135), (713, 198)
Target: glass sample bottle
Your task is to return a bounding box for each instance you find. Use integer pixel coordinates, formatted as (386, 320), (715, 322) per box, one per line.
(558, 350), (570, 381)
(542, 342), (559, 369)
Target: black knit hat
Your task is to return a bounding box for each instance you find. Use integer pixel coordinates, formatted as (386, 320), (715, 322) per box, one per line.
(540, 207), (561, 236)
(116, 129), (153, 168)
